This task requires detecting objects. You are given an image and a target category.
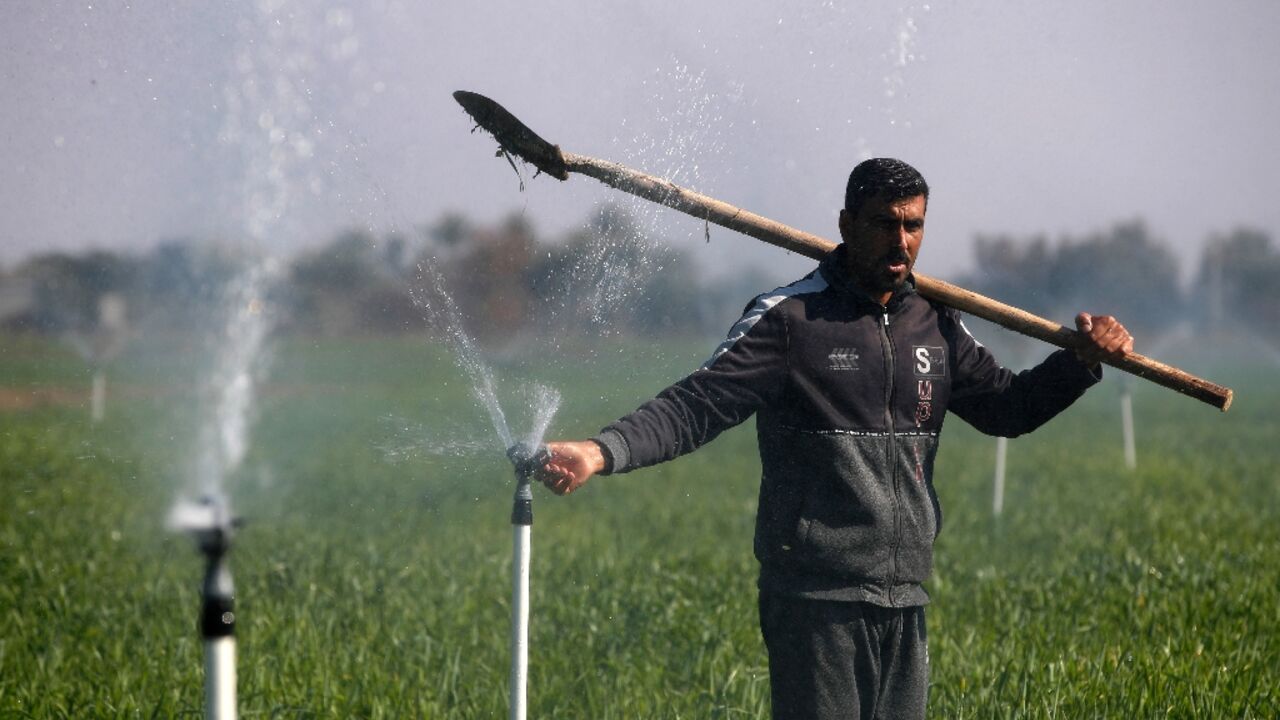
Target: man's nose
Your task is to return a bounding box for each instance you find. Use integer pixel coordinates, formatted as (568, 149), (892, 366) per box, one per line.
(896, 225), (912, 250)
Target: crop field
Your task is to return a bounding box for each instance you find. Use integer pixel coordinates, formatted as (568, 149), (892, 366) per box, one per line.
(1, 332), (1277, 718)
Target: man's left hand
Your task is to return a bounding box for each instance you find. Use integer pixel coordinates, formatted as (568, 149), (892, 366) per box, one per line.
(1074, 312), (1134, 368)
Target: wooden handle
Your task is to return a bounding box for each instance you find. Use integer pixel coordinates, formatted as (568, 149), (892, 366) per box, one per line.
(913, 276), (1233, 411)
(562, 151), (1234, 411)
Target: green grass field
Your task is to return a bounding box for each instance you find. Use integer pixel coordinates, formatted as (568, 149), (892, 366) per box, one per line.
(1, 333), (1276, 718)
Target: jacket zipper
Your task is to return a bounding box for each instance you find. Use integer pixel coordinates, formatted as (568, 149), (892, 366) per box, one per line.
(880, 309), (901, 606)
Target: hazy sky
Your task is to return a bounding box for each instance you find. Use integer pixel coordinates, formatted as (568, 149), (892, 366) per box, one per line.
(4, 0), (1279, 284)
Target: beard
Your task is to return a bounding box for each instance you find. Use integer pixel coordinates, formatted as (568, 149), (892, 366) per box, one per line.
(852, 249), (912, 294)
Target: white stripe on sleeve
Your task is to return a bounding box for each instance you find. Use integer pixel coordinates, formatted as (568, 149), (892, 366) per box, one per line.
(701, 274), (829, 370)
(958, 318), (986, 348)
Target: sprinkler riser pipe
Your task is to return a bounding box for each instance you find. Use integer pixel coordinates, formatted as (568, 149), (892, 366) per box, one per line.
(204, 637), (237, 720)
(510, 524), (531, 720)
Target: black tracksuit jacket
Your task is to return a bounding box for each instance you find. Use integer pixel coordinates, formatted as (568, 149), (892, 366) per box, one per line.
(593, 245), (1100, 607)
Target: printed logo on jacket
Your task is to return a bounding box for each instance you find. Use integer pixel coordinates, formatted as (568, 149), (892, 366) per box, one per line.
(827, 347), (860, 371)
(912, 346), (946, 377)
(912, 346), (944, 426)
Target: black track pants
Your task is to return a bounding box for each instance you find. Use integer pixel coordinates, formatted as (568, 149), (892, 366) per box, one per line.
(759, 592), (929, 720)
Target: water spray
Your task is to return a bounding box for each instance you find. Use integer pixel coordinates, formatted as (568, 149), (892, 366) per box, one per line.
(505, 441), (551, 720)
(170, 495), (241, 720)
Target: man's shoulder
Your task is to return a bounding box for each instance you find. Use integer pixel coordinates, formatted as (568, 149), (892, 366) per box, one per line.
(736, 270), (831, 318)
(915, 293), (961, 322)
(898, 293), (972, 347)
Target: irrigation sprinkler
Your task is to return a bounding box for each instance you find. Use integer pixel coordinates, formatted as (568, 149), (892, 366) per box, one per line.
(67, 292), (129, 423)
(171, 495), (241, 720)
(505, 442), (551, 720)
(452, 89), (1234, 411)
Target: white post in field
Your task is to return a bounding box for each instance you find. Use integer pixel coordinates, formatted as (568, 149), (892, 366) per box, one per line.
(1121, 382), (1136, 470)
(993, 436), (1008, 517)
(91, 369), (107, 423)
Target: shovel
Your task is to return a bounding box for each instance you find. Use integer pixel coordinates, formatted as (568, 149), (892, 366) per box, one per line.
(452, 90), (1232, 411)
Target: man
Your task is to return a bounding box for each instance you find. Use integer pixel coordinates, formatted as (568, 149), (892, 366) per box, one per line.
(537, 158), (1132, 719)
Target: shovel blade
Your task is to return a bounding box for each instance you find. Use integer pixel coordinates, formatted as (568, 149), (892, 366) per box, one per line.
(453, 90), (569, 180)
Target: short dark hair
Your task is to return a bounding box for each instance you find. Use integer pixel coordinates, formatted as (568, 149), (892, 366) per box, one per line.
(844, 158), (929, 218)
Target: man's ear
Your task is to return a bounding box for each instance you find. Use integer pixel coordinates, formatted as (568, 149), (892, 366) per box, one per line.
(838, 208), (853, 243)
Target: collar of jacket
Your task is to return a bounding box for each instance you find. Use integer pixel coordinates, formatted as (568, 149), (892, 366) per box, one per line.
(818, 243), (918, 313)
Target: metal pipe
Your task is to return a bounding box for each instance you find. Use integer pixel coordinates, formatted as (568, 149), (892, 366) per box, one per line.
(510, 523), (531, 720)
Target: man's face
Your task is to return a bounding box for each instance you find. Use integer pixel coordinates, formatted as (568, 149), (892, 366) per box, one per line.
(838, 192), (926, 300)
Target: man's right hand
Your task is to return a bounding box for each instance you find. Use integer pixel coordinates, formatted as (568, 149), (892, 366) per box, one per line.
(538, 440), (606, 496)
(1073, 312), (1134, 368)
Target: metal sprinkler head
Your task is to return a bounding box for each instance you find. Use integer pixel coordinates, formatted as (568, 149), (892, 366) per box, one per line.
(169, 494), (243, 556)
(168, 494), (242, 551)
(168, 494), (243, 640)
(506, 443), (549, 528)
(507, 442), (551, 479)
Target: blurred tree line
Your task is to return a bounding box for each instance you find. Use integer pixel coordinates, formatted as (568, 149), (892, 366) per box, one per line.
(955, 220), (1280, 342)
(0, 205), (763, 345)
(1, 211), (1277, 349)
